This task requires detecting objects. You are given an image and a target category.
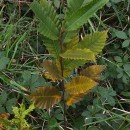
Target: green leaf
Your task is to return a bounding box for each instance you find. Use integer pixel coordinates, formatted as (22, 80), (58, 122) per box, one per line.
(122, 40), (130, 48)
(95, 113), (107, 121)
(88, 127), (100, 130)
(0, 105), (6, 113)
(124, 128), (130, 130)
(55, 113), (64, 120)
(114, 56), (122, 62)
(111, 0), (122, 3)
(48, 118), (58, 127)
(54, 0), (60, 8)
(73, 117), (86, 129)
(117, 73), (123, 79)
(22, 71), (31, 82)
(98, 87), (108, 98)
(123, 64), (130, 71)
(66, 0), (84, 19)
(122, 75), (129, 84)
(115, 30), (128, 39)
(122, 92), (130, 97)
(30, 1), (60, 40)
(22, 71), (49, 91)
(31, 77), (49, 92)
(107, 96), (115, 106)
(43, 38), (60, 58)
(128, 28), (130, 37)
(83, 111), (93, 124)
(60, 49), (95, 60)
(29, 87), (62, 109)
(108, 88), (116, 96)
(0, 57), (10, 70)
(0, 91), (7, 105)
(65, 76), (98, 95)
(6, 98), (16, 114)
(77, 31), (108, 54)
(41, 60), (63, 80)
(64, 0), (108, 31)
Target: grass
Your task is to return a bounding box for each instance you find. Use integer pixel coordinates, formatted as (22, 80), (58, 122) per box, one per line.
(0, 0), (130, 130)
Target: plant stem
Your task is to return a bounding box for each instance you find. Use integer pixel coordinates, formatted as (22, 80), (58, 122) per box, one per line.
(59, 29), (67, 129)
(61, 78), (67, 129)
(59, 0), (67, 128)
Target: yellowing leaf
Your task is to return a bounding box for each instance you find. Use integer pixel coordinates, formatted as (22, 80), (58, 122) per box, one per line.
(63, 59), (85, 71)
(60, 49), (95, 61)
(56, 60), (71, 77)
(63, 31), (78, 43)
(63, 69), (71, 77)
(78, 31), (108, 54)
(64, 36), (79, 51)
(44, 73), (55, 81)
(65, 76), (98, 95)
(79, 65), (106, 81)
(29, 87), (62, 109)
(41, 60), (63, 80)
(0, 113), (10, 128)
(66, 94), (84, 106)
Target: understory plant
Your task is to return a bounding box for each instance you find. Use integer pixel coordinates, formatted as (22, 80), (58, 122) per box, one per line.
(0, 103), (35, 130)
(28, 0), (108, 129)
